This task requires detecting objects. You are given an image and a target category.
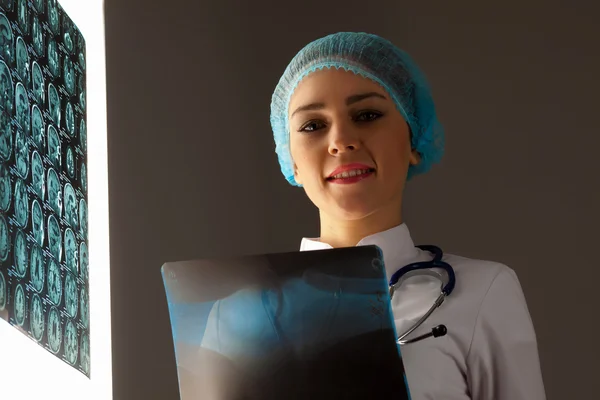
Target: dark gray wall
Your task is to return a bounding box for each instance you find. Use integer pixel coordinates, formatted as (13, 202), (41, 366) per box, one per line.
(104, 1), (599, 399)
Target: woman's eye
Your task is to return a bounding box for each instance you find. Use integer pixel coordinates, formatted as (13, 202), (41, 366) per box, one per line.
(299, 121), (325, 132)
(355, 111), (382, 122)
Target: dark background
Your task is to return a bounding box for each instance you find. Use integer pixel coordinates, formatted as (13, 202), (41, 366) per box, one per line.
(104, 1), (599, 399)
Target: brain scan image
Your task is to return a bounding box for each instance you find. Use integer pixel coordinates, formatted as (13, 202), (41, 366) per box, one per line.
(0, 61), (12, 114)
(32, 16), (43, 57)
(0, 214), (8, 261)
(64, 183), (77, 228)
(48, 39), (59, 78)
(13, 283), (25, 326)
(66, 176), (77, 206)
(64, 60), (75, 97)
(14, 229), (27, 278)
(32, 199), (44, 245)
(47, 214), (61, 262)
(32, 151), (44, 200)
(30, 243), (45, 293)
(48, 83), (61, 128)
(0, 112), (11, 161)
(15, 82), (29, 134)
(0, 13), (12, 65)
(67, 147), (75, 179)
(0, 271), (6, 311)
(64, 272), (77, 318)
(79, 241), (87, 281)
(0, 0), (13, 11)
(80, 163), (86, 193)
(80, 286), (88, 329)
(16, 37), (29, 84)
(48, 0), (59, 35)
(17, 0), (27, 34)
(79, 88), (85, 109)
(66, 147), (75, 178)
(63, 18), (75, 54)
(47, 167), (61, 217)
(79, 118), (86, 152)
(14, 128), (28, 178)
(64, 319), (78, 365)
(33, 0), (43, 13)
(30, 293), (44, 341)
(78, 51), (85, 70)
(80, 333), (90, 374)
(31, 105), (44, 149)
(65, 102), (74, 137)
(14, 178), (28, 228)
(32, 61), (44, 104)
(47, 306), (62, 353)
(79, 199), (87, 238)
(47, 258), (62, 306)
(0, 163), (11, 211)
(47, 124), (61, 169)
(64, 227), (77, 274)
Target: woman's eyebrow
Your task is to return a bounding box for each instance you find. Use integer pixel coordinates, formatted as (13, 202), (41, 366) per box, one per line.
(346, 92), (387, 105)
(290, 92), (387, 118)
(291, 102), (325, 118)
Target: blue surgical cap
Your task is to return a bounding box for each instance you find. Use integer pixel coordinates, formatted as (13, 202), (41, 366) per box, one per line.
(270, 32), (445, 187)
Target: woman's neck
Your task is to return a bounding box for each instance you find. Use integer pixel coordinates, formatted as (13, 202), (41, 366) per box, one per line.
(318, 208), (403, 248)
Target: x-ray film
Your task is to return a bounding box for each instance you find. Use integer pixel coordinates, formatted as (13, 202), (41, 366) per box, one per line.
(162, 246), (411, 400)
(0, 0), (89, 377)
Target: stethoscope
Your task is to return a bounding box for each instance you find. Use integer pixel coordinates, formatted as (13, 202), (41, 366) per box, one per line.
(389, 245), (456, 345)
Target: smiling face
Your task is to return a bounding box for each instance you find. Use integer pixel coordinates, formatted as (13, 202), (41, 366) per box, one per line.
(288, 68), (419, 222)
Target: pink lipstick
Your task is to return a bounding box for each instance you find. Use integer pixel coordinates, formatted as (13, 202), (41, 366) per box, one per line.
(326, 163), (375, 184)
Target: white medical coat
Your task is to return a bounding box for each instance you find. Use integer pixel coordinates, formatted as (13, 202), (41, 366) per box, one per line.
(300, 223), (546, 400)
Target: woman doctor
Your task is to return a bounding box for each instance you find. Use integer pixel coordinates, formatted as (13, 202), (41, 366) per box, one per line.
(268, 32), (546, 400)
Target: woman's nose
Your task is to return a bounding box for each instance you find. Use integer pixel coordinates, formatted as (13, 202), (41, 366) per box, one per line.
(328, 121), (361, 155)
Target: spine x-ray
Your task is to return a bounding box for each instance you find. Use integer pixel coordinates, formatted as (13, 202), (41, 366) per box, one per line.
(0, 0), (89, 377)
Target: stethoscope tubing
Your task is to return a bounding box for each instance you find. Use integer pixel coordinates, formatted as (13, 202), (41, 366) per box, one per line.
(389, 245), (455, 345)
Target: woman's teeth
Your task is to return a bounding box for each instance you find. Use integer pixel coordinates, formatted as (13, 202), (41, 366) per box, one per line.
(331, 169), (372, 179)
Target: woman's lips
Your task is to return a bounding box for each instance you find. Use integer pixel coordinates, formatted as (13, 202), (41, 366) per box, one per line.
(326, 168), (375, 184)
(327, 163), (374, 179)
